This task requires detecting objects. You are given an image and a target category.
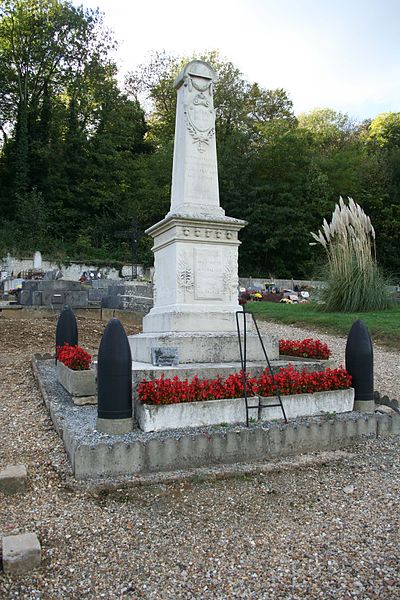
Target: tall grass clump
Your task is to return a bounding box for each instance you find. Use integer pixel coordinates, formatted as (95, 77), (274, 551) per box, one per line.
(310, 197), (392, 312)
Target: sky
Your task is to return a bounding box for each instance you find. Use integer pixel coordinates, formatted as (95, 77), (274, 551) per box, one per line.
(78, 0), (400, 121)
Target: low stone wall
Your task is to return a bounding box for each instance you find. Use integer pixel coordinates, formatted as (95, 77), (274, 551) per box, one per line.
(100, 281), (153, 313)
(239, 277), (325, 290)
(18, 279), (88, 308)
(2, 254), (149, 281)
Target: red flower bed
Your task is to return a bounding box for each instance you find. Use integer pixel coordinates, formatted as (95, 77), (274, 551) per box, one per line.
(256, 364), (351, 397)
(56, 343), (92, 371)
(137, 365), (351, 405)
(137, 372), (256, 406)
(279, 338), (331, 360)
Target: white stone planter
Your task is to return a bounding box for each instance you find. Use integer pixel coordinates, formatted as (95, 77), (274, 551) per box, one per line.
(56, 361), (96, 398)
(136, 388), (354, 432)
(279, 355), (334, 370)
(136, 396), (259, 432)
(259, 388), (354, 421)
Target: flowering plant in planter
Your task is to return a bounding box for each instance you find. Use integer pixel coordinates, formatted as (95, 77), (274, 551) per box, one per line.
(56, 343), (92, 371)
(137, 366), (351, 406)
(279, 338), (331, 360)
(256, 365), (351, 397)
(137, 372), (257, 406)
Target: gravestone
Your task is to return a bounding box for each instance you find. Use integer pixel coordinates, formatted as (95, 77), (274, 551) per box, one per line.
(33, 251), (42, 270)
(129, 60), (277, 365)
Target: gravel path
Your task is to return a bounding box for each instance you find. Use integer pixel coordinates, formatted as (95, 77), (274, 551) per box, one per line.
(0, 314), (399, 599)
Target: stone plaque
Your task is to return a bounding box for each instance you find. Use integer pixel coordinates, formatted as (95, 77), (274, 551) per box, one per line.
(194, 248), (224, 300)
(151, 347), (179, 367)
(51, 293), (64, 304)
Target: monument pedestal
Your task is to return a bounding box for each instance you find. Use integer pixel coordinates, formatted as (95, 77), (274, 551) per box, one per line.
(128, 212), (278, 364)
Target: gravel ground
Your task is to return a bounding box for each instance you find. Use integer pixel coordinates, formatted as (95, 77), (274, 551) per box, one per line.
(0, 314), (399, 599)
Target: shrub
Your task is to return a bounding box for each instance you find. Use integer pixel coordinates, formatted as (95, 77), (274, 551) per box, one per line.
(310, 197), (392, 312)
(137, 366), (352, 405)
(56, 343), (92, 371)
(279, 338), (331, 359)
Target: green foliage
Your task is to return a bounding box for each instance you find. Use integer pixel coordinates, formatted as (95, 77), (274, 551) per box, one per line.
(0, 6), (399, 278)
(368, 112), (400, 147)
(0, 0), (148, 263)
(321, 259), (391, 312)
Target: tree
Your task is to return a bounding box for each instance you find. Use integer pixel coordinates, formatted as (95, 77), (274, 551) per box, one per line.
(367, 112), (400, 147)
(0, 0), (150, 262)
(0, 0), (115, 216)
(298, 108), (357, 150)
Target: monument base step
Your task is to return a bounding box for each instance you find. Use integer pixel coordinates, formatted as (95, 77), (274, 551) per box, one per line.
(142, 307), (250, 334)
(128, 331), (278, 364)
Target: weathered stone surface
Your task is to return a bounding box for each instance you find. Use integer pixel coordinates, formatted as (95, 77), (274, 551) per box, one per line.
(2, 533), (41, 574)
(18, 290), (32, 305)
(0, 464), (27, 495)
(37, 280), (81, 291)
(73, 395), (97, 406)
(136, 389), (355, 433)
(41, 291), (65, 305)
(22, 280), (39, 291)
(96, 417), (133, 435)
(64, 291), (88, 308)
(259, 388), (355, 421)
(132, 60), (247, 341)
(137, 397), (253, 432)
(32, 291), (42, 306)
(56, 361), (96, 397)
(130, 330), (278, 364)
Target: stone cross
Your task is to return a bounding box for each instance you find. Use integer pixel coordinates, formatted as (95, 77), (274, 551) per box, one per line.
(114, 215), (142, 279)
(33, 251), (42, 270)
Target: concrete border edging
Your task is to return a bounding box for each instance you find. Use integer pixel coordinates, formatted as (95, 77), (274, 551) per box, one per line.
(31, 355), (400, 481)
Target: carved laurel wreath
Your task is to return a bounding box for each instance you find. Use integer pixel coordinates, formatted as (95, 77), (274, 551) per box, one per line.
(223, 260), (238, 297)
(185, 118), (215, 153)
(177, 257), (194, 290)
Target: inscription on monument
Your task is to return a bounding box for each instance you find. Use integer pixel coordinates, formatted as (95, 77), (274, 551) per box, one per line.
(194, 248), (224, 300)
(151, 347), (179, 367)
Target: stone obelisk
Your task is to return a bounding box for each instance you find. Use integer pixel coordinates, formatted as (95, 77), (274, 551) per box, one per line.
(129, 60), (277, 365)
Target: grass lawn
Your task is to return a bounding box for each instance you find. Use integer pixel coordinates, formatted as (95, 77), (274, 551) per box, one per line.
(246, 302), (400, 351)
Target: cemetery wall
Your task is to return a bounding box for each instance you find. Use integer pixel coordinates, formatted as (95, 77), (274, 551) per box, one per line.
(1, 254), (149, 281)
(239, 277), (325, 290)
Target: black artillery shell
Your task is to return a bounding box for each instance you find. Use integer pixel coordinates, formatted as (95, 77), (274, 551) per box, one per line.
(97, 318), (132, 419)
(345, 319), (373, 403)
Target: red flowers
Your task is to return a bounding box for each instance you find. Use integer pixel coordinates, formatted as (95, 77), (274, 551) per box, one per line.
(279, 338), (331, 360)
(56, 343), (92, 371)
(137, 372), (256, 406)
(137, 366), (352, 405)
(256, 364), (351, 397)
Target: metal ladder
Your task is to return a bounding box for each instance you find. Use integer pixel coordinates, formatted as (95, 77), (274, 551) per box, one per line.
(235, 307), (288, 427)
